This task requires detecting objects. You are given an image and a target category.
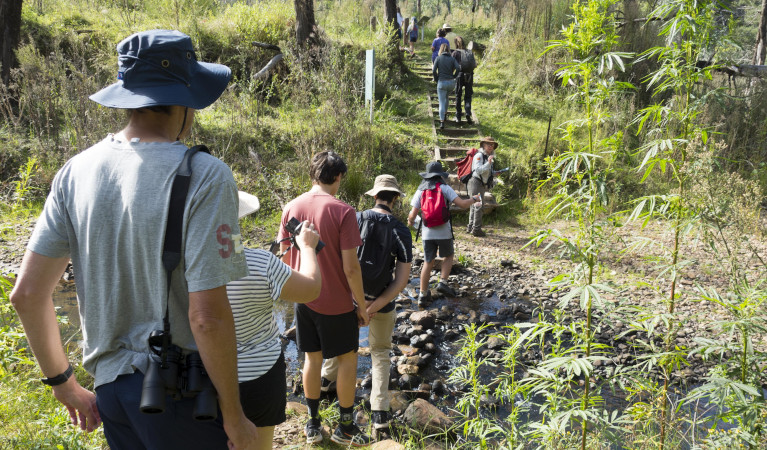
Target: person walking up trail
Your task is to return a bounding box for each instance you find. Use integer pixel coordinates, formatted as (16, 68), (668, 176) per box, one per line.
(451, 36), (475, 124)
(228, 191), (322, 450)
(406, 17), (419, 57)
(279, 151), (371, 447)
(431, 28), (450, 64)
(433, 44), (460, 130)
(10, 29), (259, 449)
(321, 175), (413, 432)
(408, 162), (479, 307)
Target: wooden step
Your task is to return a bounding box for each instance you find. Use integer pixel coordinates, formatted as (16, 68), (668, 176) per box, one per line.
(439, 127), (480, 136)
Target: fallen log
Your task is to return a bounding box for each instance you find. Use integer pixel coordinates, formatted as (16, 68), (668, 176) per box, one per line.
(251, 41), (281, 52)
(252, 53), (283, 81)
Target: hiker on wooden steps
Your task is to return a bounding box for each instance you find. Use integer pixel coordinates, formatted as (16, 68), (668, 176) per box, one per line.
(451, 36), (476, 125)
(432, 44), (460, 131)
(467, 137), (499, 237)
(407, 161), (479, 307)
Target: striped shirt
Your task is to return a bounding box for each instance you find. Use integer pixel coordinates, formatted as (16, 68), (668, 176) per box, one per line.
(227, 248), (291, 381)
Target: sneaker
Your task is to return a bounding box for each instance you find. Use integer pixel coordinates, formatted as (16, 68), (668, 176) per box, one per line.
(371, 410), (391, 430)
(436, 281), (457, 297)
(320, 377), (336, 393)
(330, 423), (372, 447)
(455, 115), (462, 123)
(465, 225), (473, 234)
(417, 291), (432, 308)
(466, 116), (474, 125)
(472, 228), (487, 237)
(304, 418), (323, 444)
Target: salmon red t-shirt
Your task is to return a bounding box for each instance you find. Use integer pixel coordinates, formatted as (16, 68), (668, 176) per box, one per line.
(279, 190), (362, 315)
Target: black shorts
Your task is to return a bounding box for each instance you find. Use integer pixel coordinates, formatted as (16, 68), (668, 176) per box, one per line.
(424, 239), (454, 262)
(239, 352), (287, 427)
(295, 304), (359, 359)
(409, 36), (417, 43)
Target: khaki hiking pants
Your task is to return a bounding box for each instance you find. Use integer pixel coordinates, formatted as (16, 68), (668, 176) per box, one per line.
(467, 177), (486, 231)
(321, 309), (396, 412)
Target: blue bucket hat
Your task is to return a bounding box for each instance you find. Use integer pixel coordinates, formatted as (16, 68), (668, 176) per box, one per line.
(90, 30), (231, 109)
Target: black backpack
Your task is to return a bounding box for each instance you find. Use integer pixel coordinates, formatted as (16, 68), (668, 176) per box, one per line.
(356, 211), (397, 297)
(458, 49), (476, 72)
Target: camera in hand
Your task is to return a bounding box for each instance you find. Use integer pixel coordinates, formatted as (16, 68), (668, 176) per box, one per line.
(270, 217), (325, 255)
(139, 330), (218, 421)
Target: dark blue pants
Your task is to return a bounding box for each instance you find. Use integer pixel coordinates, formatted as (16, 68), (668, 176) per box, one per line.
(95, 371), (228, 450)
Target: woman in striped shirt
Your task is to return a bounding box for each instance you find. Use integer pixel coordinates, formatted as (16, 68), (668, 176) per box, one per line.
(227, 191), (322, 450)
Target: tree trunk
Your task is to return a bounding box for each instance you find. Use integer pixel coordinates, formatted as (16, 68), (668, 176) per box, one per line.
(1, 0), (24, 85)
(754, 0), (767, 64)
(294, 0), (317, 48)
(417, 0), (422, 16)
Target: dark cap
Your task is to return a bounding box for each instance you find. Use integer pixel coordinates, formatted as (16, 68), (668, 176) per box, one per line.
(419, 161), (449, 180)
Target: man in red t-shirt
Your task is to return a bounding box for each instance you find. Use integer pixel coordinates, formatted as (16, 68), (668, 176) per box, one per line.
(279, 151), (371, 447)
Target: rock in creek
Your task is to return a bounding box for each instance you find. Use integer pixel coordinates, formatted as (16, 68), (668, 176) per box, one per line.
(403, 399), (455, 436)
(410, 310), (437, 329)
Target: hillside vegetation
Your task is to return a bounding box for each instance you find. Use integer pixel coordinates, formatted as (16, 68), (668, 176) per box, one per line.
(1, 0), (767, 448)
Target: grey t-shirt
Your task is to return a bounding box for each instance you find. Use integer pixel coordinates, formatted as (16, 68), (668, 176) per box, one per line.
(28, 135), (247, 388)
(410, 183), (459, 240)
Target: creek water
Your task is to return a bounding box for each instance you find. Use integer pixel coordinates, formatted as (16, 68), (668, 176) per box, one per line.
(50, 279), (738, 447)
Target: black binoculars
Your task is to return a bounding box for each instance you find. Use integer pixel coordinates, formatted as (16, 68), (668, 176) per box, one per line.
(139, 330), (218, 421)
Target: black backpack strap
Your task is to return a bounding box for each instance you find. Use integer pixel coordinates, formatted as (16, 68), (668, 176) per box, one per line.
(160, 145), (208, 334)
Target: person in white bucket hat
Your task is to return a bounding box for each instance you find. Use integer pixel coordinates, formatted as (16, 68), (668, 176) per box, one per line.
(228, 191), (322, 449)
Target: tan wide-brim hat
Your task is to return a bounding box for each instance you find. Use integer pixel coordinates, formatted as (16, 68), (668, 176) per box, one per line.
(364, 174), (406, 197)
(479, 136), (498, 150)
(442, 23), (452, 31)
(238, 191), (260, 219)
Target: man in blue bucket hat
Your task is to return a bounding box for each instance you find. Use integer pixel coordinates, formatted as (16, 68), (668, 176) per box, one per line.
(10, 30), (258, 449)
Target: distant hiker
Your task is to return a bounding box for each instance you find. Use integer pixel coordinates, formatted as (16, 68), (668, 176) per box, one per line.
(433, 43), (460, 130)
(431, 28), (450, 64)
(407, 161), (480, 307)
(10, 29), (259, 449)
(407, 17), (419, 57)
(451, 36), (476, 124)
(279, 151), (371, 447)
(467, 137), (499, 237)
(396, 7), (403, 41)
(321, 175), (413, 432)
(442, 23), (457, 48)
(229, 191), (322, 450)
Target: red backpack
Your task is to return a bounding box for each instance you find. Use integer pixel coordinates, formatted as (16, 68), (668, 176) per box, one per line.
(420, 182), (450, 228)
(456, 148), (479, 184)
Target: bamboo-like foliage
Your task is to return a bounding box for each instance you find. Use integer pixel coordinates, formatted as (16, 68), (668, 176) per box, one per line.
(626, 0), (719, 448)
(522, 0), (633, 448)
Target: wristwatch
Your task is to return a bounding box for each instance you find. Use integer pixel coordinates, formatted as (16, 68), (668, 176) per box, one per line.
(41, 363), (74, 386)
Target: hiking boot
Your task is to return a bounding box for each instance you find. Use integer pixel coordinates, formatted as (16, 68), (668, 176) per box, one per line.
(331, 423), (372, 447)
(472, 228), (487, 237)
(417, 291), (432, 308)
(439, 121), (445, 130)
(455, 115), (461, 123)
(436, 282), (457, 297)
(371, 410), (391, 430)
(304, 418), (323, 444)
(466, 115), (474, 124)
(320, 377), (336, 393)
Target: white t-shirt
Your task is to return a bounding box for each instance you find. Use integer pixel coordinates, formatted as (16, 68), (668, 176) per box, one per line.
(227, 248), (291, 381)
(410, 183), (459, 240)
